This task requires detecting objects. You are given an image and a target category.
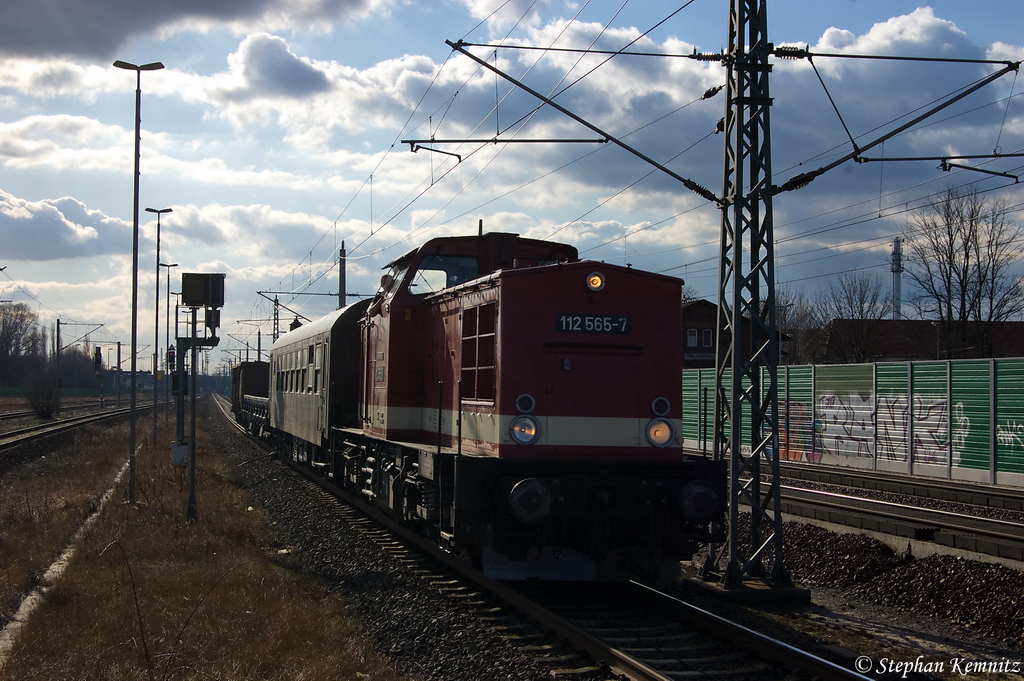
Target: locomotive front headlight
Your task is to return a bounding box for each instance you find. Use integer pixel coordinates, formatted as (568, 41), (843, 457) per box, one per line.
(510, 415), (540, 445)
(646, 418), (674, 447)
(586, 271), (605, 291)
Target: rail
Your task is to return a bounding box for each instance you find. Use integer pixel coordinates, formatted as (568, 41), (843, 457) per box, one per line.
(780, 484), (1024, 545)
(0, 403), (157, 451)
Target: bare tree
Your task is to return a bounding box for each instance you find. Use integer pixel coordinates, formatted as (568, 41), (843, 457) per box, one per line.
(679, 283), (702, 305)
(0, 302), (41, 387)
(775, 284), (822, 365)
(903, 185), (1024, 358)
(815, 271), (892, 363)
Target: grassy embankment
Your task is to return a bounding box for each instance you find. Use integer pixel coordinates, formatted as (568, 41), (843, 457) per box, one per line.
(0, 407), (404, 680)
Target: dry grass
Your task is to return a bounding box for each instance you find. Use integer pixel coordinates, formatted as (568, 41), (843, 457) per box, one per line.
(1, 426), (119, 620)
(1, 412), (406, 681)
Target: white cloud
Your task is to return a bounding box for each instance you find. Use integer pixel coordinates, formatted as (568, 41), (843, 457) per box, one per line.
(456, 0), (551, 33)
(0, 189), (127, 260)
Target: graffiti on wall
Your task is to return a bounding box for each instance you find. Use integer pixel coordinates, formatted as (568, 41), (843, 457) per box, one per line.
(953, 402), (970, 453)
(876, 394), (905, 462)
(774, 393), (967, 467)
(851, 393), (957, 467)
(816, 392), (874, 459)
(686, 359), (1024, 477)
(912, 397), (951, 466)
(997, 420), (1024, 450)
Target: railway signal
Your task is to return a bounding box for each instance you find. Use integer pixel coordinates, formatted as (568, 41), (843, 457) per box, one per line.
(176, 272), (225, 523)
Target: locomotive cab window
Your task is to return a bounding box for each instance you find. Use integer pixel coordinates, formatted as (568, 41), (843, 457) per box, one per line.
(461, 302), (496, 402)
(408, 255), (479, 295)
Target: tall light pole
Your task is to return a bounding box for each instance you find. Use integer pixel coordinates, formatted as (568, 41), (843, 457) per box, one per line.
(114, 59), (164, 504)
(147, 206), (172, 445)
(160, 261), (178, 427)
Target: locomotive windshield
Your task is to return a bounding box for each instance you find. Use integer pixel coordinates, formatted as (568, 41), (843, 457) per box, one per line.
(378, 262), (408, 300)
(407, 255), (478, 295)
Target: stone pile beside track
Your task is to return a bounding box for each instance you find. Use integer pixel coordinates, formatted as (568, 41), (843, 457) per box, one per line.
(779, 519), (1024, 646)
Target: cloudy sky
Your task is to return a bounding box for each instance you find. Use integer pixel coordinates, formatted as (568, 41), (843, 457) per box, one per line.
(1, 0), (1022, 372)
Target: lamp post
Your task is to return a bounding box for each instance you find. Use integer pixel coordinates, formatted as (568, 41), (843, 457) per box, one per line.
(160, 261), (178, 427)
(114, 59), (164, 504)
(147, 206), (173, 445)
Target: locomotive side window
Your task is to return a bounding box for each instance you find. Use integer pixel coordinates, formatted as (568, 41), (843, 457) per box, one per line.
(461, 302), (496, 402)
(379, 262), (409, 299)
(408, 255), (479, 295)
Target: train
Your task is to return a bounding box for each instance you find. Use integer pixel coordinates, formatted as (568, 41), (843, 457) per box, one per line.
(233, 231), (726, 580)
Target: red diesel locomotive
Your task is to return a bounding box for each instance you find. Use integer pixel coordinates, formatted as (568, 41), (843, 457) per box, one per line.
(243, 231), (724, 580)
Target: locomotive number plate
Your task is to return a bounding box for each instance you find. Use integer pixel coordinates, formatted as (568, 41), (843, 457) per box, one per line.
(555, 313), (632, 334)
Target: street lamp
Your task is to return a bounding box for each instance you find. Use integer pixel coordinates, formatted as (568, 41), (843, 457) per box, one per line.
(160, 261), (178, 427)
(147, 206), (172, 444)
(114, 59), (164, 504)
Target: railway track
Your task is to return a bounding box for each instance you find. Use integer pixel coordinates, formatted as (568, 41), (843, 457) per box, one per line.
(0, 400), (110, 422)
(778, 483), (1024, 562)
(0, 403), (155, 451)
(776, 461), (1024, 512)
(717, 459), (1024, 562)
(215, 396), (868, 681)
(512, 579), (874, 681)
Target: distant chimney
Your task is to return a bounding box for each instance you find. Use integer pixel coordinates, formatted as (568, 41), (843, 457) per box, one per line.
(891, 238), (903, 320)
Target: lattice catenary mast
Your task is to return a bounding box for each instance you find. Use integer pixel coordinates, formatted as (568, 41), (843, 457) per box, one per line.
(710, 0), (788, 588)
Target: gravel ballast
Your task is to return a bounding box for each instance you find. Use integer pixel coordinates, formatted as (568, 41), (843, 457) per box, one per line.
(208, 401), (1023, 676)
(207, 403), (621, 681)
